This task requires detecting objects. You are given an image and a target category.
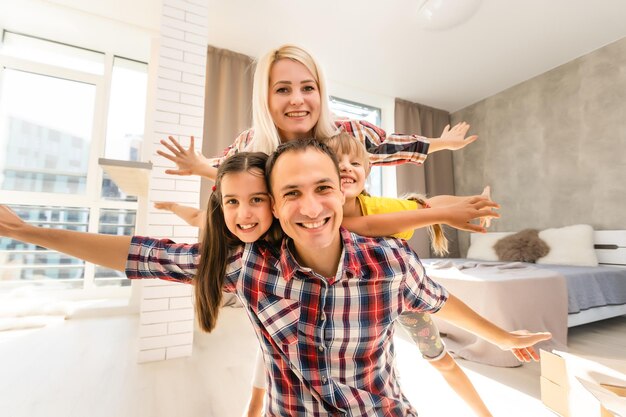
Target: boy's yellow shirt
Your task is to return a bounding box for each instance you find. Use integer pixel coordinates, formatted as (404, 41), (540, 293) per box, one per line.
(356, 194), (419, 240)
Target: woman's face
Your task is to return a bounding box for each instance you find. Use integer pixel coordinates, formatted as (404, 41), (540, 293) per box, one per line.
(268, 59), (321, 142)
(220, 169), (274, 243)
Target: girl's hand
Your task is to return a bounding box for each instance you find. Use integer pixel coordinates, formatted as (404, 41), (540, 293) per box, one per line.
(157, 136), (210, 176)
(154, 202), (178, 211)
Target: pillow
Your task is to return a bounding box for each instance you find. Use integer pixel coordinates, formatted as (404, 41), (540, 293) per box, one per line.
(466, 232), (513, 261)
(536, 224), (598, 267)
(493, 229), (550, 262)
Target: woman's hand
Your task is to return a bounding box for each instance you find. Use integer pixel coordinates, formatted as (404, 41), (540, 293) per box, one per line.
(429, 122), (478, 152)
(157, 136), (210, 176)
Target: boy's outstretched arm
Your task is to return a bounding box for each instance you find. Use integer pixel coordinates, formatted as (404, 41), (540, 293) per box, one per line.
(0, 205), (131, 272)
(434, 294), (552, 362)
(342, 196), (499, 237)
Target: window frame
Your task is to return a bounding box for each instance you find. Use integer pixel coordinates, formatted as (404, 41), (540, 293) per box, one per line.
(0, 31), (146, 295)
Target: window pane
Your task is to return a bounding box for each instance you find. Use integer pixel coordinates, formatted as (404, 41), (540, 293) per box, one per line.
(1, 31), (105, 75)
(94, 209), (136, 286)
(104, 57), (147, 162)
(0, 205), (87, 288)
(0, 69), (96, 194)
(101, 57), (148, 201)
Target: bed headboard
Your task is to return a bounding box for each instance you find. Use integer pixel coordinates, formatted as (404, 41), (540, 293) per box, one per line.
(468, 230), (626, 267)
(594, 230), (626, 267)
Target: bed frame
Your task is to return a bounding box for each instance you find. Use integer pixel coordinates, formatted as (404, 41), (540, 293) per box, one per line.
(568, 230), (626, 327)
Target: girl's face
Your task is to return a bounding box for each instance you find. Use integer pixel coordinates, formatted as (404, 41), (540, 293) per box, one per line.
(336, 151), (368, 200)
(220, 169), (273, 243)
(268, 59), (321, 142)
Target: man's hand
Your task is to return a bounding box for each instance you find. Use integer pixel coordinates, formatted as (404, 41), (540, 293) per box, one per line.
(0, 205), (27, 239)
(496, 330), (553, 362)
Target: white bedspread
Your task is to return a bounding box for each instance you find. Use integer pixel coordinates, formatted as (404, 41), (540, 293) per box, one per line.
(424, 260), (568, 367)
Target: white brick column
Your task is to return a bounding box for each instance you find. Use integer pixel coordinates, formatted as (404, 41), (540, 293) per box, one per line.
(138, 0), (208, 363)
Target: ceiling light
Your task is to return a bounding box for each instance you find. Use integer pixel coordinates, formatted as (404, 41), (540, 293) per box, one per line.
(417, 0), (482, 30)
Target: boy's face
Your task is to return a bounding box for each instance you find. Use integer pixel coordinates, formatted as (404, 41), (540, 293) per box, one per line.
(336, 151), (368, 200)
(269, 148), (345, 258)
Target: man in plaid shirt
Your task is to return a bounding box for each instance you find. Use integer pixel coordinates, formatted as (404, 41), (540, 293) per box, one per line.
(126, 140), (551, 416)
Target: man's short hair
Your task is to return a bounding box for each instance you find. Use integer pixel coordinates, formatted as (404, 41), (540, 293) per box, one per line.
(265, 139), (341, 195)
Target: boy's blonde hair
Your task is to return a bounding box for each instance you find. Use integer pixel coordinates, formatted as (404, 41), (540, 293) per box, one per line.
(402, 193), (449, 257)
(325, 132), (370, 174)
(249, 44), (338, 154)
(327, 132), (449, 256)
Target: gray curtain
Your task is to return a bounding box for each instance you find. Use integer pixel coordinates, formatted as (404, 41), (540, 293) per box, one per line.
(200, 46), (255, 207)
(394, 98), (460, 258)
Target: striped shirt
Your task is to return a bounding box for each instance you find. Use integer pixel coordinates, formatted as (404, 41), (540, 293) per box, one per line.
(206, 119), (430, 168)
(126, 228), (448, 416)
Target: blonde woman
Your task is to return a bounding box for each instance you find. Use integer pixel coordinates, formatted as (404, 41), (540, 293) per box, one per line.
(157, 44), (477, 181)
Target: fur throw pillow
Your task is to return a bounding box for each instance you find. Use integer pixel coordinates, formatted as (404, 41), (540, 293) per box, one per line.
(493, 229), (550, 263)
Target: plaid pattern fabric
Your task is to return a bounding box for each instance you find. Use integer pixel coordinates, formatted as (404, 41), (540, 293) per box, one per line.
(126, 228), (448, 416)
(206, 119), (430, 168)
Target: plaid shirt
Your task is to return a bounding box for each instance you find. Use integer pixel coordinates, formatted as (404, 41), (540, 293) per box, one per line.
(206, 119), (430, 168)
(126, 228), (448, 416)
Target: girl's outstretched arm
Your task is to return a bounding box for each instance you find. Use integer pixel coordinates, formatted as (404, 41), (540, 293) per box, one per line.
(154, 202), (205, 229)
(0, 205), (131, 271)
(341, 196), (499, 236)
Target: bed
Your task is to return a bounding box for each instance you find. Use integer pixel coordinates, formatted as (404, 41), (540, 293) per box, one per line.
(423, 229), (626, 367)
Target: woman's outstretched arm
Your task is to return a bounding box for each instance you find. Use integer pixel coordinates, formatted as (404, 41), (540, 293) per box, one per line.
(0, 205), (131, 271)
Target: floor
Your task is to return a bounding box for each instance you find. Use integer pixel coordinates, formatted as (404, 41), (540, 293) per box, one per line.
(0, 308), (624, 417)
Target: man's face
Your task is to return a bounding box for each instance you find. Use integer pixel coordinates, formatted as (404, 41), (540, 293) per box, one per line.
(269, 148), (345, 258)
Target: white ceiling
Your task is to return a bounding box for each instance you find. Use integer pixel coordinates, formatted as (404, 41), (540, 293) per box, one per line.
(14, 0), (626, 113)
(205, 0), (626, 112)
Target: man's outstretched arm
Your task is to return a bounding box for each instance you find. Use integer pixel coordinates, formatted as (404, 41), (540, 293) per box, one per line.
(435, 294), (552, 362)
(0, 205), (131, 271)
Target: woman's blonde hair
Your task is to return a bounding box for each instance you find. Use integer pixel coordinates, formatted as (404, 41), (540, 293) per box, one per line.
(249, 44), (337, 154)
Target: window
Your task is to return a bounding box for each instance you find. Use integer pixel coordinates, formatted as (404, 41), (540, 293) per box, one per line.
(329, 96), (384, 196)
(0, 31), (147, 292)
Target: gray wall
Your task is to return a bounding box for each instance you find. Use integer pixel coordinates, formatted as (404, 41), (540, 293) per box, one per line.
(451, 37), (626, 255)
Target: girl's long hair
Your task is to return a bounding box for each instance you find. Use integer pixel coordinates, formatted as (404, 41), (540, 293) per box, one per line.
(249, 44), (338, 154)
(195, 152), (280, 332)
